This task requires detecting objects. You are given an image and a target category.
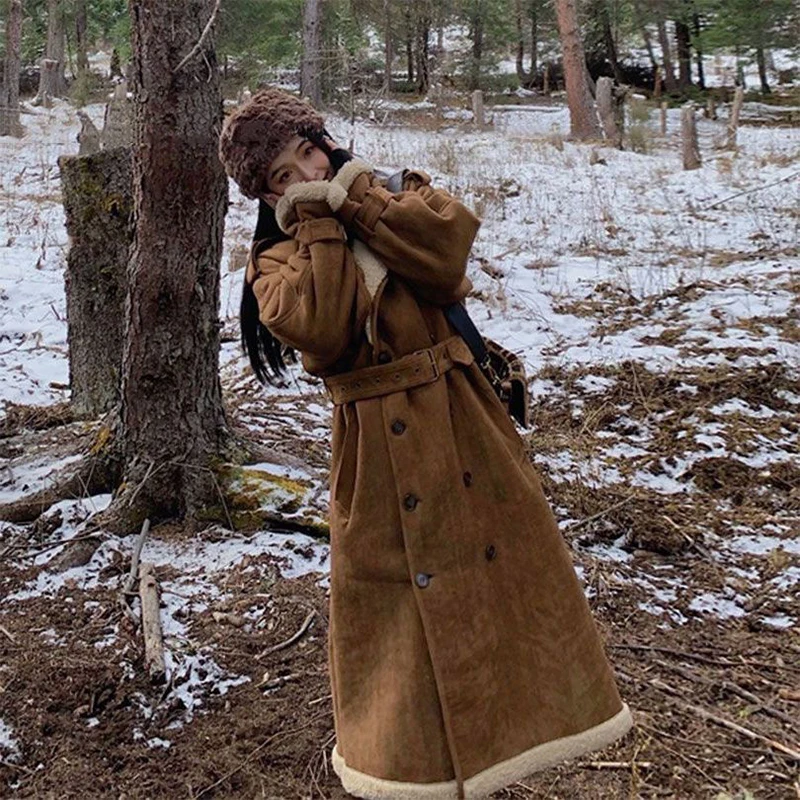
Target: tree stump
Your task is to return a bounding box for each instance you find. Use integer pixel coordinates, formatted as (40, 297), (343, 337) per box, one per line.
(660, 101), (668, 135)
(76, 111), (101, 155)
(33, 58), (59, 108)
(101, 82), (132, 150)
(472, 89), (485, 130)
(597, 77), (622, 148)
(726, 85), (744, 149)
(58, 149), (133, 418)
(681, 104), (702, 170)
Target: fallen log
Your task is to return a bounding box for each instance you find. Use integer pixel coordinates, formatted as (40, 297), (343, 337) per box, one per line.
(139, 561), (166, 684)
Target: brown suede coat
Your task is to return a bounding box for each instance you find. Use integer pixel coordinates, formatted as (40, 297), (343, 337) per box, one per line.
(247, 161), (631, 799)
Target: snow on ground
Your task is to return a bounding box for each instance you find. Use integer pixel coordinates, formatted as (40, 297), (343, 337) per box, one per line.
(1, 90), (798, 737)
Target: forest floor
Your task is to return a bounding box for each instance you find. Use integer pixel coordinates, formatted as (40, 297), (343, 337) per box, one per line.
(1, 88), (799, 799)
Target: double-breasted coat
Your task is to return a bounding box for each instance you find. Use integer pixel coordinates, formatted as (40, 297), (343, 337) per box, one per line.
(247, 159), (632, 799)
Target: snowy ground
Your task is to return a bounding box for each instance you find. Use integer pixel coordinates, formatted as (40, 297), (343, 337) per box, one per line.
(1, 89), (798, 796)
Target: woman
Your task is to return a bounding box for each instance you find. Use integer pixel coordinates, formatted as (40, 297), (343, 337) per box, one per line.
(219, 88), (631, 800)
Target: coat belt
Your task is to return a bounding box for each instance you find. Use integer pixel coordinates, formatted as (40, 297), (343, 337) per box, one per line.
(324, 336), (474, 404)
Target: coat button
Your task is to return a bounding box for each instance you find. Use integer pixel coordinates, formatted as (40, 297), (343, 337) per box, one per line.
(415, 573), (430, 589)
(463, 471), (473, 487)
(403, 493), (419, 511)
(377, 350), (392, 364)
(485, 544), (497, 561)
(391, 419), (406, 435)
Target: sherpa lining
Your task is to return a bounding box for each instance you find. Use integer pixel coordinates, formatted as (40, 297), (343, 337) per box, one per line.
(329, 159), (373, 208)
(350, 240), (387, 344)
(331, 704), (633, 800)
(275, 180), (342, 233)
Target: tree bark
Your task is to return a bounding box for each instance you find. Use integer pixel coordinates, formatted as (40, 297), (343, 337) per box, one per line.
(530, 5), (538, 78)
(300, 0), (323, 106)
(118, 0), (228, 529)
(674, 17), (692, 89)
(0, 0), (23, 137)
(555, 0), (600, 139)
(656, 17), (677, 92)
(35, 0), (67, 102)
(59, 148), (132, 418)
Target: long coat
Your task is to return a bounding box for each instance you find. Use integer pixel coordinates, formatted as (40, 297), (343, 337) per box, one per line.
(247, 159), (632, 799)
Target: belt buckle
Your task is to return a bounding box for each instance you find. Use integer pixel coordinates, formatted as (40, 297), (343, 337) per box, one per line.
(425, 348), (440, 381)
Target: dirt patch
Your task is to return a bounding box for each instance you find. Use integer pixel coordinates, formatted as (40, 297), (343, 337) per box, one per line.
(2, 549), (798, 799)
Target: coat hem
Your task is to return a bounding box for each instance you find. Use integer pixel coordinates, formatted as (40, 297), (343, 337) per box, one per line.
(331, 703), (633, 799)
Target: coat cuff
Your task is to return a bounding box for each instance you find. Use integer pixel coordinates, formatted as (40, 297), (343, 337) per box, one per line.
(329, 159), (374, 207)
(275, 180), (335, 234)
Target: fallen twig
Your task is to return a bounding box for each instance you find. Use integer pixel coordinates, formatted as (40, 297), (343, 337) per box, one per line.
(257, 610), (317, 660)
(261, 672), (302, 692)
(612, 642), (798, 671)
(582, 760), (653, 770)
(118, 518), (150, 625)
(676, 699), (800, 762)
(703, 170), (800, 210)
(564, 494), (636, 534)
(13, 531), (102, 560)
(650, 677), (800, 761)
(653, 658), (799, 729)
(0, 624), (15, 642)
(193, 713), (331, 799)
(173, 0), (222, 73)
(139, 561), (166, 684)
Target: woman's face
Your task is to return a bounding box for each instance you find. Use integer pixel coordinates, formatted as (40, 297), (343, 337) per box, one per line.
(262, 135), (333, 206)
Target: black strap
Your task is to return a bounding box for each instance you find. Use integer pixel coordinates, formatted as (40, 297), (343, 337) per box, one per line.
(383, 169), (487, 367)
(444, 302), (488, 366)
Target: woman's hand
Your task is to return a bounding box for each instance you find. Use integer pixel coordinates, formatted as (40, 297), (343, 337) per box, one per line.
(274, 179), (348, 235)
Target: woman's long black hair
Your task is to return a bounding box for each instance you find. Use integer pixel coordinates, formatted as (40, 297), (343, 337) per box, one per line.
(240, 132), (352, 384)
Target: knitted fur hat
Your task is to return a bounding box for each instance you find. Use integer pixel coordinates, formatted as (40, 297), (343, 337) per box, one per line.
(219, 88), (326, 199)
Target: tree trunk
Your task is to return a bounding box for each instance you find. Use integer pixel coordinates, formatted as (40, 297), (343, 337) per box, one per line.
(469, 13), (483, 91)
(656, 17), (677, 92)
(530, 5), (538, 78)
(675, 18), (692, 89)
(555, 0), (600, 139)
(300, 0), (323, 106)
(632, 0), (657, 71)
(0, 0), (23, 137)
(601, 2), (624, 84)
(75, 0), (88, 75)
(692, 12), (705, 90)
(756, 46), (770, 94)
(515, 0), (531, 84)
(59, 149), (132, 418)
(681, 104), (701, 170)
(118, 0), (228, 529)
(405, 4), (414, 83)
(415, 15), (430, 93)
(383, 0), (393, 93)
(35, 0), (67, 102)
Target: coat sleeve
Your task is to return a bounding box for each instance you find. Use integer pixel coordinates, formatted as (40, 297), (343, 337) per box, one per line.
(250, 217), (370, 371)
(329, 160), (480, 305)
